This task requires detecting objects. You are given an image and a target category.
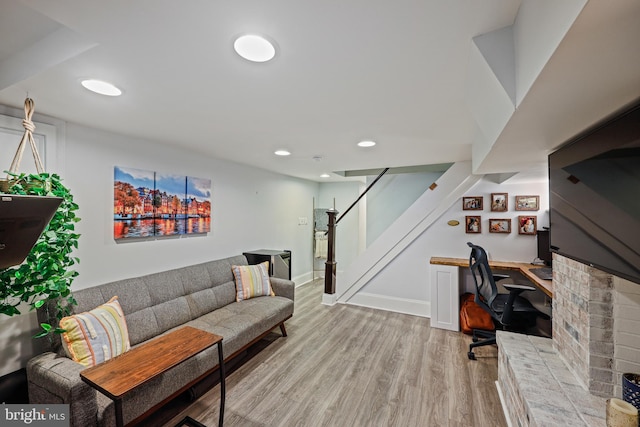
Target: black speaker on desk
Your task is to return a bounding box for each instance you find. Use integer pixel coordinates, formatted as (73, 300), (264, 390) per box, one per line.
(243, 249), (291, 280)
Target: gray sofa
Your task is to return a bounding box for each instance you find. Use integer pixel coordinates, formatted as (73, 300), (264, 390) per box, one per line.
(27, 255), (294, 426)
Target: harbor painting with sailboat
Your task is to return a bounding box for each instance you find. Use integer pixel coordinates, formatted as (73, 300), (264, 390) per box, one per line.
(114, 166), (211, 239)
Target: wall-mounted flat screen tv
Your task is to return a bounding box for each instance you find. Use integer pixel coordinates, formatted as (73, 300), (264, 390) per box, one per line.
(548, 100), (640, 284)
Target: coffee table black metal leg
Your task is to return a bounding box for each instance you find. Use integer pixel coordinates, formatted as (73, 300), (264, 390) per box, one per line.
(218, 340), (225, 427)
(115, 398), (124, 427)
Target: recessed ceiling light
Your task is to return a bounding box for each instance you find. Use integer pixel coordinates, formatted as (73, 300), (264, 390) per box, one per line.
(274, 150), (291, 156)
(234, 35), (276, 62)
(357, 140), (376, 147)
(81, 79), (122, 96)
(320, 173), (331, 178)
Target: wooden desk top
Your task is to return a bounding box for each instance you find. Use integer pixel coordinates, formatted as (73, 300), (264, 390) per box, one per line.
(430, 256), (553, 298)
(80, 326), (222, 399)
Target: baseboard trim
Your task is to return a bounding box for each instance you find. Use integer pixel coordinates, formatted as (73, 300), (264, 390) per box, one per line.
(292, 271), (313, 286)
(345, 292), (429, 317)
(322, 293), (337, 306)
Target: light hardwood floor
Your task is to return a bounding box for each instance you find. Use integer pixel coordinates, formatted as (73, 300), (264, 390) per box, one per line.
(162, 280), (507, 427)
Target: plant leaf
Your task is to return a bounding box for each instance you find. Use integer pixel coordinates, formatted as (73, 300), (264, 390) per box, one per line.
(0, 172), (80, 339)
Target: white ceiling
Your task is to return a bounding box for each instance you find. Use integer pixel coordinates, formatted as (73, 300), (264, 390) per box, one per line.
(0, 0), (639, 182)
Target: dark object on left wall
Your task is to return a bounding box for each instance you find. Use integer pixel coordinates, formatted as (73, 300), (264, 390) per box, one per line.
(0, 194), (62, 269)
(0, 368), (28, 403)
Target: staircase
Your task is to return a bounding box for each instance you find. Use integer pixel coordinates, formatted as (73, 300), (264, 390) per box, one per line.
(335, 161), (482, 305)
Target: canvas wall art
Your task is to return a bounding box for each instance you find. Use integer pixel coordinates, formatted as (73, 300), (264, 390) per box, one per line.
(114, 166), (211, 240)
(185, 176), (212, 234)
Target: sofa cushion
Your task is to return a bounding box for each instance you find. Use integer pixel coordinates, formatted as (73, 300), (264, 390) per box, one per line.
(182, 263), (214, 294)
(204, 257), (235, 285)
(232, 262), (274, 301)
(213, 281), (237, 307)
(189, 295), (294, 357)
(185, 288), (218, 318)
(81, 277), (152, 315)
(142, 268), (187, 305)
(59, 296), (131, 367)
(152, 297), (193, 334)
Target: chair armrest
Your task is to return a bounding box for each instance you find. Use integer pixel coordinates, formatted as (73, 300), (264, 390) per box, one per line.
(503, 283), (536, 292)
(501, 284), (537, 326)
(492, 274), (511, 282)
(27, 352), (98, 426)
(270, 277), (295, 301)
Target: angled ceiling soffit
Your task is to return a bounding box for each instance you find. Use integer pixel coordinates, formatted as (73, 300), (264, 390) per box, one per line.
(466, 0), (587, 173)
(0, 13), (97, 91)
(334, 163), (454, 178)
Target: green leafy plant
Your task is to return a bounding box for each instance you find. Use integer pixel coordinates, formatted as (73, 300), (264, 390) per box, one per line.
(0, 172), (80, 337)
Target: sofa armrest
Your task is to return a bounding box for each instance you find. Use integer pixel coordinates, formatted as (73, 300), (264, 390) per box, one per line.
(27, 352), (98, 426)
(270, 277), (295, 301)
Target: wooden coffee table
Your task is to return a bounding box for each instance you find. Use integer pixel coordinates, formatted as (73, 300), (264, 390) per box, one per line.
(80, 326), (225, 427)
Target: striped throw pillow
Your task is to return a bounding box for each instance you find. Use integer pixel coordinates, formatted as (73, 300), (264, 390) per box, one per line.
(232, 261), (275, 301)
(59, 296), (130, 367)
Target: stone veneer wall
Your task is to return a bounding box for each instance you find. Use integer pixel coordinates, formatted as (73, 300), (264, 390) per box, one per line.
(612, 276), (640, 398)
(552, 253), (640, 398)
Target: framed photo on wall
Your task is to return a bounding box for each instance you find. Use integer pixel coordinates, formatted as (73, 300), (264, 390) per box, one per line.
(489, 218), (511, 233)
(114, 166), (156, 240)
(490, 193), (508, 212)
(465, 216), (481, 234)
(462, 196), (483, 210)
(515, 195), (539, 211)
(518, 215), (537, 235)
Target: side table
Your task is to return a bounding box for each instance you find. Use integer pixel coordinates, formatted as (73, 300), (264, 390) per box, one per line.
(80, 326), (225, 427)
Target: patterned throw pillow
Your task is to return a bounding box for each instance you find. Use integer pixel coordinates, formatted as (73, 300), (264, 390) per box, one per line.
(232, 261), (275, 301)
(59, 296), (130, 367)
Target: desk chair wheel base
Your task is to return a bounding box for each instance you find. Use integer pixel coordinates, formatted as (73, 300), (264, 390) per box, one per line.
(468, 351), (476, 360)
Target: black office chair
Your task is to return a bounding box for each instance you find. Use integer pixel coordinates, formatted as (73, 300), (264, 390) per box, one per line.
(466, 242), (547, 360)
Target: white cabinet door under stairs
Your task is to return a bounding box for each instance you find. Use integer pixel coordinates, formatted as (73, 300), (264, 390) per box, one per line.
(430, 264), (460, 331)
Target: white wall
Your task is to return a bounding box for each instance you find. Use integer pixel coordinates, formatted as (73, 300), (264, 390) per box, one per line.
(473, 25), (516, 106)
(467, 0), (586, 172)
(359, 176), (549, 305)
(467, 39), (516, 171)
(318, 181), (364, 272)
(366, 172), (442, 245)
(66, 123), (318, 289)
(0, 113), (319, 375)
(513, 0), (587, 105)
